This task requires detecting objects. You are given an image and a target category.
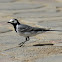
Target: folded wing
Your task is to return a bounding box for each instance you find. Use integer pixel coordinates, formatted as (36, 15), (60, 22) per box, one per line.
(18, 24), (49, 32)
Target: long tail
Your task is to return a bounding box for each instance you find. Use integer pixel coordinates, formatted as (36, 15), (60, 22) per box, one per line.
(45, 29), (62, 32)
(34, 28), (62, 32)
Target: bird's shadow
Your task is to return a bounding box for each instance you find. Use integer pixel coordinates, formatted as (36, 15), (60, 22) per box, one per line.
(33, 43), (54, 46)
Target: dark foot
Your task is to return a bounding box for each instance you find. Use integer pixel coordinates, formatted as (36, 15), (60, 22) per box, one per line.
(18, 42), (25, 47)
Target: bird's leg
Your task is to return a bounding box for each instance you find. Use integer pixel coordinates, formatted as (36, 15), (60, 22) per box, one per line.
(19, 36), (30, 47)
(26, 36), (30, 41)
(22, 36), (30, 44)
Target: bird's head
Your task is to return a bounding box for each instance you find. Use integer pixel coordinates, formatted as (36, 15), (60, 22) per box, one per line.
(8, 19), (19, 25)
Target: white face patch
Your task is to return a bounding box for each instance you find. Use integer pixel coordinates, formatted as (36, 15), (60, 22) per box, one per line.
(9, 19), (17, 23)
(9, 19), (14, 22)
(14, 20), (17, 23)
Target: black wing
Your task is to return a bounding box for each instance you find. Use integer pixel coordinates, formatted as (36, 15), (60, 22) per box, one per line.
(18, 24), (49, 32)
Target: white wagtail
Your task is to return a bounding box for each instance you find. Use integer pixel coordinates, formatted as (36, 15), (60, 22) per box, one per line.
(7, 19), (61, 46)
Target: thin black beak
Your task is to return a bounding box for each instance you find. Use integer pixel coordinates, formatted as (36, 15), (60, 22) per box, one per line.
(7, 22), (10, 23)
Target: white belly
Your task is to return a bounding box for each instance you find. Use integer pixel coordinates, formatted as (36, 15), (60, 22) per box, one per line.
(17, 31), (45, 37)
(17, 31), (36, 37)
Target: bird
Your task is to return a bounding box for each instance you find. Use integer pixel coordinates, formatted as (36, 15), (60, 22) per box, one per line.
(7, 19), (61, 46)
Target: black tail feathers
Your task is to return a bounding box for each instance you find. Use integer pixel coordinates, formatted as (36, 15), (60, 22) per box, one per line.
(46, 29), (62, 32)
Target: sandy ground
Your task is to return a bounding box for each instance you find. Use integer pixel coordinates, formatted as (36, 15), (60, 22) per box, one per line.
(0, 0), (62, 62)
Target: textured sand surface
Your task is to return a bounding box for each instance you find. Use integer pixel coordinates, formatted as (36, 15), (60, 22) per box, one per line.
(0, 0), (62, 62)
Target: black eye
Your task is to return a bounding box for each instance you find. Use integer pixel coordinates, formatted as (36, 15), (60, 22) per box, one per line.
(12, 21), (14, 22)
